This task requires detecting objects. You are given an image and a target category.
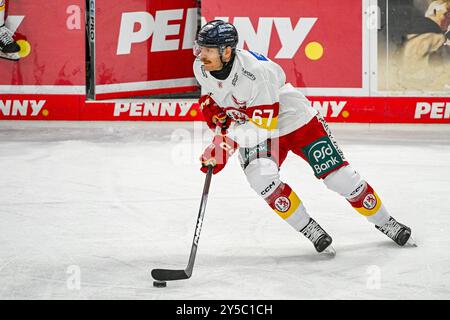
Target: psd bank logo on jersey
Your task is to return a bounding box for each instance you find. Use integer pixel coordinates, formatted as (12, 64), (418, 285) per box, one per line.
(274, 196), (291, 212)
(363, 193), (377, 210)
(303, 136), (344, 177)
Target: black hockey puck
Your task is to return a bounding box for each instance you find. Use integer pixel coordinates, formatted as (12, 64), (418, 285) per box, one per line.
(153, 280), (167, 288)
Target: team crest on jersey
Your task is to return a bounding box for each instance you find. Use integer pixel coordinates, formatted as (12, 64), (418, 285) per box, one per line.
(224, 106), (248, 124)
(274, 196), (291, 212)
(363, 193), (377, 210)
(217, 81), (223, 88)
(231, 95), (247, 108)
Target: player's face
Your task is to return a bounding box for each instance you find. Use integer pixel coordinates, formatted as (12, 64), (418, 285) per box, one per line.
(442, 8), (450, 30)
(437, 6), (450, 30)
(194, 45), (223, 72)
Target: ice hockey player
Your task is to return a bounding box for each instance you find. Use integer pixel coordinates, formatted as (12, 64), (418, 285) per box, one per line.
(193, 20), (414, 255)
(0, 0), (20, 61)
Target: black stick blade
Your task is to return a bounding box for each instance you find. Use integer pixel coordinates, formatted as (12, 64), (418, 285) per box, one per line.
(151, 268), (189, 281)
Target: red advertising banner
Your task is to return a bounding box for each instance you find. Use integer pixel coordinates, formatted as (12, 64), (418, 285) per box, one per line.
(93, 0), (199, 99)
(3, 94), (448, 124)
(202, 0), (364, 92)
(0, 1), (448, 124)
(0, 0), (85, 93)
(309, 97), (450, 123)
(81, 99), (203, 121)
(0, 94), (81, 120)
(80, 96), (450, 123)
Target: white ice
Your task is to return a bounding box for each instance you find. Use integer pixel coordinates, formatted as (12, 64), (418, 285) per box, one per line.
(0, 121), (449, 300)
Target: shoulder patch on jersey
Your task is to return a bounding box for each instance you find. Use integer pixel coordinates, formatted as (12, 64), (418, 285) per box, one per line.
(242, 68), (256, 81)
(248, 50), (268, 61)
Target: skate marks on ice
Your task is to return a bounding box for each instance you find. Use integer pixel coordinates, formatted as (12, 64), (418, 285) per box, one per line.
(0, 122), (448, 299)
(0, 241), (429, 300)
(147, 241), (426, 300)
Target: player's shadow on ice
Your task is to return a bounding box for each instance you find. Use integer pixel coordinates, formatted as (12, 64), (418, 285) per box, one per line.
(149, 240), (417, 272)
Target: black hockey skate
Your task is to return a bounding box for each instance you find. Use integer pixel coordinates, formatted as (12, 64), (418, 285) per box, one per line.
(375, 217), (416, 247)
(300, 218), (336, 256)
(0, 24), (20, 61)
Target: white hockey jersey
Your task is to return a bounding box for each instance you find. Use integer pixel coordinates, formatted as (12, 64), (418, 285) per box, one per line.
(193, 49), (317, 148)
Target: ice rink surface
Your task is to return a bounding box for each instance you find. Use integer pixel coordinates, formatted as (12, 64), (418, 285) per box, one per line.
(0, 121), (449, 300)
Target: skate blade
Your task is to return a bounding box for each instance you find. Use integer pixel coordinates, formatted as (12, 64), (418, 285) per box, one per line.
(321, 245), (336, 257)
(405, 236), (417, 247)
(0, 51), (20, 61)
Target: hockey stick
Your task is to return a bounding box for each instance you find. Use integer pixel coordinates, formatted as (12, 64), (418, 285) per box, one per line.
(151, 165), (214, 281)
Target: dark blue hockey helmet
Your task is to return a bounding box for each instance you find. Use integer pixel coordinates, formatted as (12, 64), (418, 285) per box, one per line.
(194, 20), (239, 56)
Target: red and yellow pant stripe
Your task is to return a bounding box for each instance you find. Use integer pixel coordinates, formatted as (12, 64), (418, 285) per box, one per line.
(266, 183), (301, 220)
(347, 183), (382, 217)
